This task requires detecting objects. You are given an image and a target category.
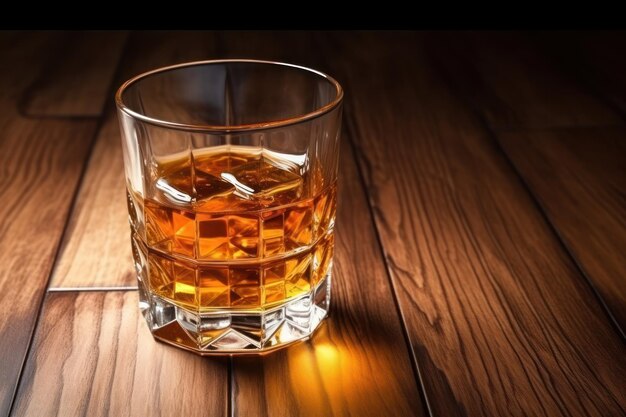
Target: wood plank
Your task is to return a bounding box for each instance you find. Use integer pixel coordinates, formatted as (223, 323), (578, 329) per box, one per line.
(11, 291), (228, 417)
(0, 32), (101, 417)
(432, 30), (626, 336)
(50, 31), (217, 288)
(499, 126), (626, 333)
(424, 31), (622, 129)
(324, 31), (626, 417)
(21, 31), (128, 117)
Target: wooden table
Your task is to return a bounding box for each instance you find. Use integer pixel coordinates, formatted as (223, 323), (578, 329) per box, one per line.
(1, 31), (624, 417)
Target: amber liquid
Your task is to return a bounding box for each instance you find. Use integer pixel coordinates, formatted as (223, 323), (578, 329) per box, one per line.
(130, 147), (336, 312)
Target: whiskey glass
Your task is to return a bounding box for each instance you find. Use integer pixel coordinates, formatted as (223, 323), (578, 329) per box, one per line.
(116, 60), (343, 354)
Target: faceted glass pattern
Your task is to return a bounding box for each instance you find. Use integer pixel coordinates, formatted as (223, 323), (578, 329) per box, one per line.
(137, 274), (331, 352)
(117, 60), (342, 354)
(133, 233), (334, 310)
(135, 233), (333, 352)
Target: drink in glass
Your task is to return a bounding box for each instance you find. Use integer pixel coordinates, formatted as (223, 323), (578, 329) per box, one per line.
(116, 60), (342, 353)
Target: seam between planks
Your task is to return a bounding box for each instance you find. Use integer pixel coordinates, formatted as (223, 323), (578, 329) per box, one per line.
(542, 38), (626, 341)
(343, 107), (436, 417)
(6, 33), (133, 417)
(486, 123), (626, 342)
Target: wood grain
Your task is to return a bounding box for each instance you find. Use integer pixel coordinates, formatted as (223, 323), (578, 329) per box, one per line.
(0, 32), (101, 417)
(0, 119), (96, 417)
(325, 31), (626, 417)
(499, 126), (626, 333)
(211, 31), (426, 417)
(424, 31), (622, 129)
(50, 31), (218, 288)
(11, 291), (228, 417)
(21, 31), (128, 117)
(430, 31), (626, 337)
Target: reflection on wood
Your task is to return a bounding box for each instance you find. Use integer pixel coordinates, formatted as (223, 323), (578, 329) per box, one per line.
(233, 141), (425, 417)
(212, 31), (426, 417)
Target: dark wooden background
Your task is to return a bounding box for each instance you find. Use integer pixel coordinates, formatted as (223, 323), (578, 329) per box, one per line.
(0, 31), (624, 417)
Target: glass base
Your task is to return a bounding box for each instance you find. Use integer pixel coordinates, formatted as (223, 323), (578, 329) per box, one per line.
(138, 273), (331, 355)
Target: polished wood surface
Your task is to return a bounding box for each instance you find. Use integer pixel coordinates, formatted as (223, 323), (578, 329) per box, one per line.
(499, 127), (626, 333)
(1, 31), (625, 417)
(0, 32), (107, 417)
(325, 31), (625, 417)
(11, 291), (227, 417)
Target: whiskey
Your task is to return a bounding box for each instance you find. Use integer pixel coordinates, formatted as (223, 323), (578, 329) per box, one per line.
(129, 146), (336, 313)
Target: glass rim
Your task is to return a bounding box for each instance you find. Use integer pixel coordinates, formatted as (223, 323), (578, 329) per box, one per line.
(115, 59), (344, 134)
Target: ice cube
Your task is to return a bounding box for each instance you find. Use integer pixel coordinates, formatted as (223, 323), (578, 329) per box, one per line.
(156, 178), (192, 204)
(221, 158), (303, 206)
(155, 169), (235, 206)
